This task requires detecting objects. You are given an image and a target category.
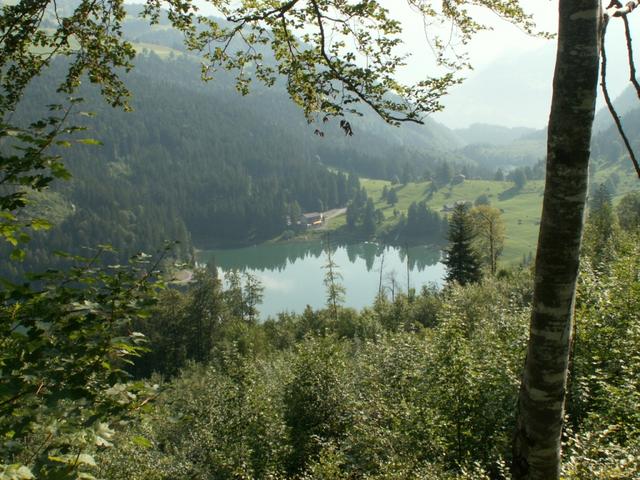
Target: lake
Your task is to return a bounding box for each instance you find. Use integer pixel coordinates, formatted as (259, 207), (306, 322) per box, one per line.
(197, 241), (446, 319)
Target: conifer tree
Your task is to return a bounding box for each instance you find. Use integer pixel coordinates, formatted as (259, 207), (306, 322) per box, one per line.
(187, 265), (223, 362)
(323, 238), (345, 322)
(583, 186), (619, 267)
(444, 203), (482, 285)
(590, 183), (612, 211)
(387, 188), (399, 206)
(363, 198), (377, 235)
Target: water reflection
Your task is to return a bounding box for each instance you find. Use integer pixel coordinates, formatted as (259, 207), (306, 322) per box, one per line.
(198, 241), (442, 273)
(197, 241), (445, 318)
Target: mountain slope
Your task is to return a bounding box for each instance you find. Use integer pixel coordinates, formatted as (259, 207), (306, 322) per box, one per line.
(593, 85), (640, 132)
(453, 124), (537, 146)
(5, 23), (468, 274)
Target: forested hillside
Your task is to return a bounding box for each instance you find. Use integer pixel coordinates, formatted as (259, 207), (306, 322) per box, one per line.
(8, 5), (633, 277)
(10, 44), (639, 278)
(591, 94), (640, 196)
(4, 26), (473, 275)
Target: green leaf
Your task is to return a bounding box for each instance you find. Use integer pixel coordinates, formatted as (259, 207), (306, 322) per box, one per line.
(76, 138), (103, 146)
(48, 454), (96, 467)
(31, 219), (51, 231)
(47, 456), (67, 464)
(132, 435), (153, 449)
(10, 249), (25, 261)
(0, 464), (35, 480)
(50, 162), (72, 180)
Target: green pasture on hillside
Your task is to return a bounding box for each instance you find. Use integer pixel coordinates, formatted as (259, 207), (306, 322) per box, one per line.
(328, 178), (545, 265)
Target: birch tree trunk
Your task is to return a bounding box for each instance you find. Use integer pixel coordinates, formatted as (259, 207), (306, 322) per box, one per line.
(512, 1), (601, 478)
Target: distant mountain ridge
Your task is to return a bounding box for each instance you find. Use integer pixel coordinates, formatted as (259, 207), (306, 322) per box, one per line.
(593, 85), (640, 132)
(435, 44), (556, 129)
(453, 123), (538, 147)
(590, 98), (640, 198)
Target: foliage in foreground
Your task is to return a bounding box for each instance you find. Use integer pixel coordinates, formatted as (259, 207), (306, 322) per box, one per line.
(2, 198), (638, 479)
(95, 224), (640, 479)
(0, 250), (163, 479)
(101, 289), (528, 479)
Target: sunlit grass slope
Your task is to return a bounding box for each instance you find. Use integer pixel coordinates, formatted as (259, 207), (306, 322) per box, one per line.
(329, 178), (545, 265)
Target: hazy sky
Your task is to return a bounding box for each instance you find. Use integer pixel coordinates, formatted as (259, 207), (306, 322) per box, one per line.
(385, 0), (556, 79)
(384, 0), (639, 128)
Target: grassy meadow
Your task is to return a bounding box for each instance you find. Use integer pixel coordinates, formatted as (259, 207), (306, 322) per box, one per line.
(327, 178), (545, 265)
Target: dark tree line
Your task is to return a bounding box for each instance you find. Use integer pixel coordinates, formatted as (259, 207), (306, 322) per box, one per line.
(1, 54), (361, 276)
(345, 186), (382, 235)
(405, 201), (447, 241)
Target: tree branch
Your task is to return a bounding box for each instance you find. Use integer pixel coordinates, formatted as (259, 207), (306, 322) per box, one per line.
(605, 0), (640, 17)
(622, 15), (640, 99)
(309, 0), (422, 125)
(601, 16), (640, 178)
(280, 15), (297, 59)
(226, 0), (300, 24)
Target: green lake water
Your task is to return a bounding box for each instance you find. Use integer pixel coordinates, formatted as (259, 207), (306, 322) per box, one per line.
(197, 241), (446, 319)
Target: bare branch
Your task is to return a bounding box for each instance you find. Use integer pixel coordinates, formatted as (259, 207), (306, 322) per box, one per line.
(601, 16), (640, 178)
(605, 0), (640, 17)
(622, 15), (640, 99)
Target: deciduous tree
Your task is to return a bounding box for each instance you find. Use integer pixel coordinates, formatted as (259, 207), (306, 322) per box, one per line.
(243, 272), (265, 323)
(471, 205), (505, 275)
(616, 190), (640, 231)
(513, 1), (602, 477)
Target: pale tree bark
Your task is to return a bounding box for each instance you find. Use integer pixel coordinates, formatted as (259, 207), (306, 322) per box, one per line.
(512, 1), (601, 479)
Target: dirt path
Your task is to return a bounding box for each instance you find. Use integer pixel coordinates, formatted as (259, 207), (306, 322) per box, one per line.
(318, 207), (346, 230)
(323, 208), (347, 224)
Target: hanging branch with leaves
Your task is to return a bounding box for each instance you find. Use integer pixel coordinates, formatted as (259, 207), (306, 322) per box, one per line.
(150, 0), (543, 126)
